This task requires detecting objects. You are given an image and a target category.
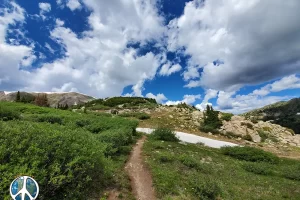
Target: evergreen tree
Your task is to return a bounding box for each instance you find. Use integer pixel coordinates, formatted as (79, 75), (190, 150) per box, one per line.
(201, 105), (222, 133)
(16, 91), (21, 102)
(20, 96), (26, 103)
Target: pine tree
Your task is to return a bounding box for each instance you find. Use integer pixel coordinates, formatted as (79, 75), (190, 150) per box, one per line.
(203, 105), (222, 130)
(16, 91), (21, 102)
(20, 96), (26, 103)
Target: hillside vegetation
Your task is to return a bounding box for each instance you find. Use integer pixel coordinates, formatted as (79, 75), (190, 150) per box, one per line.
(85, 96), (157, 110)
(0, 91), (94, 107)
(0, 102), (139, 200)
(144, 133), (300, 200)
(243, 98), (300, 134)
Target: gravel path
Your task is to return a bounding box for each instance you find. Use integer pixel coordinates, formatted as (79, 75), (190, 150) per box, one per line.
(136, 128), (238, 148)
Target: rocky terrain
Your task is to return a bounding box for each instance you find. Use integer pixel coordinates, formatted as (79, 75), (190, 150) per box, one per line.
(96, 102), (300, 148)
(0, 91), (94, 107)
(243, 98), (300, 134)
(220, 115), (300, 147)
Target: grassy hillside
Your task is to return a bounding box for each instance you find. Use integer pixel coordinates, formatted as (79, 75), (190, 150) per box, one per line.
(243, 98), (300, 134)
(144, 136), (300, 200)
(85, 96), (158, 110)
(0, 102), (139, 200)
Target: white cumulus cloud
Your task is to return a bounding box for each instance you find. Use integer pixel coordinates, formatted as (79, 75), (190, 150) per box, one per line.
(39, 2), (51, 20)
(67, 0), (81, 11)
(159, 62), (182, 76)
(146, 93), (168, 104)
(0, 2), (33, 90)
(253, 74), (300, 96)
(168, 0), (300, 91)
(166, 94), (201, 105)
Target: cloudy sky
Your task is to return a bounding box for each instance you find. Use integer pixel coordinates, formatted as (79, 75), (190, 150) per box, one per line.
(0, 0), (299, 113)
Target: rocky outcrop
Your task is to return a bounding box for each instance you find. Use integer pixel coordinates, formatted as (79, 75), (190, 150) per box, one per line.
(220, 115), (300, 146)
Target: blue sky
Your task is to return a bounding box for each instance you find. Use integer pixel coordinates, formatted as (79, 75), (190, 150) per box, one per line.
(0, 0), (300, 113)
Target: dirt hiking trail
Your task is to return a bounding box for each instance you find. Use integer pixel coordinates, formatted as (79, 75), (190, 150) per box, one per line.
(125, 136), (156, 200)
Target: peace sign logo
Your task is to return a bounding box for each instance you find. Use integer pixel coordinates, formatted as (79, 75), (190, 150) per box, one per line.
(10, 176), (39, 200)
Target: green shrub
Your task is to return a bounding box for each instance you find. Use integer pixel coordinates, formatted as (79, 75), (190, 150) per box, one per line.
(75, 119), (91, 127)
(97, 128), (135, 156)
(119, 112), (150, 120)
(268, 135), (279, 143)
(159, 153), (174, 163)
(36, 115), (63, 125)
(179, 155), (199, 169)
(221, 113), (234, 121)
(242, 162), (274, 175)
(257, 130), (268, 142)
(177, 103), (192, 110)
(137, 113), (151, 120)
(242, 134), (253, 142)
(89, 104), (110, 110)
(0, 106), (20, 121)
(283, 165), (300, 181)
(92, 112), (112, 118)
(118, 146), (132, 155)
(0, 121), (110, 200)
(190, 177), (222, 200)
(241, 122), (254, 129)
(262, 127), (272, 132)
(150, 127), (179, 142)
(221, 146), (279, 164)
(200, 125), (220, 134)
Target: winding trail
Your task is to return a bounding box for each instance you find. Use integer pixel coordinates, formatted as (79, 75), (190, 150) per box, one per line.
(125, 136), (156, 200)
(137, 128), (238, 148)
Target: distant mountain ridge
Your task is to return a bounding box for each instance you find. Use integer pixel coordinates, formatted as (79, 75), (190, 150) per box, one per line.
(0, 91), (95, 107)
(243, 98), (300, 134)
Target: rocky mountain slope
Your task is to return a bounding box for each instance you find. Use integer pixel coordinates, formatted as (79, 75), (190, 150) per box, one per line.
(243, 98), (300, 134)
(85, 97), (300, 148)
(81, 97), (300, 148)
(0, 91), (94, 107)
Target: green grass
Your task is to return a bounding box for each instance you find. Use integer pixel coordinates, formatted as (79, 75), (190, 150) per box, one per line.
(143, 138), (300, 200)
(0, 102), (139, 200)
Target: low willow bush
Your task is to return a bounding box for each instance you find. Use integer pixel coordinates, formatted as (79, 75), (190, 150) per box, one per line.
(190, 177), (222, 200)
(242, 162), (274, 175)
(0, 106), (20, 121)
(0, 121), (110, 200)
(36, 115), (64, 125)
(0, 102), (139, 199)
(221, 146), (279, 164)
(282, 165), (300, 181)
(150, 127), (179, 142)
(97, 128), (135, 156)
(179, 155), (200, 169)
